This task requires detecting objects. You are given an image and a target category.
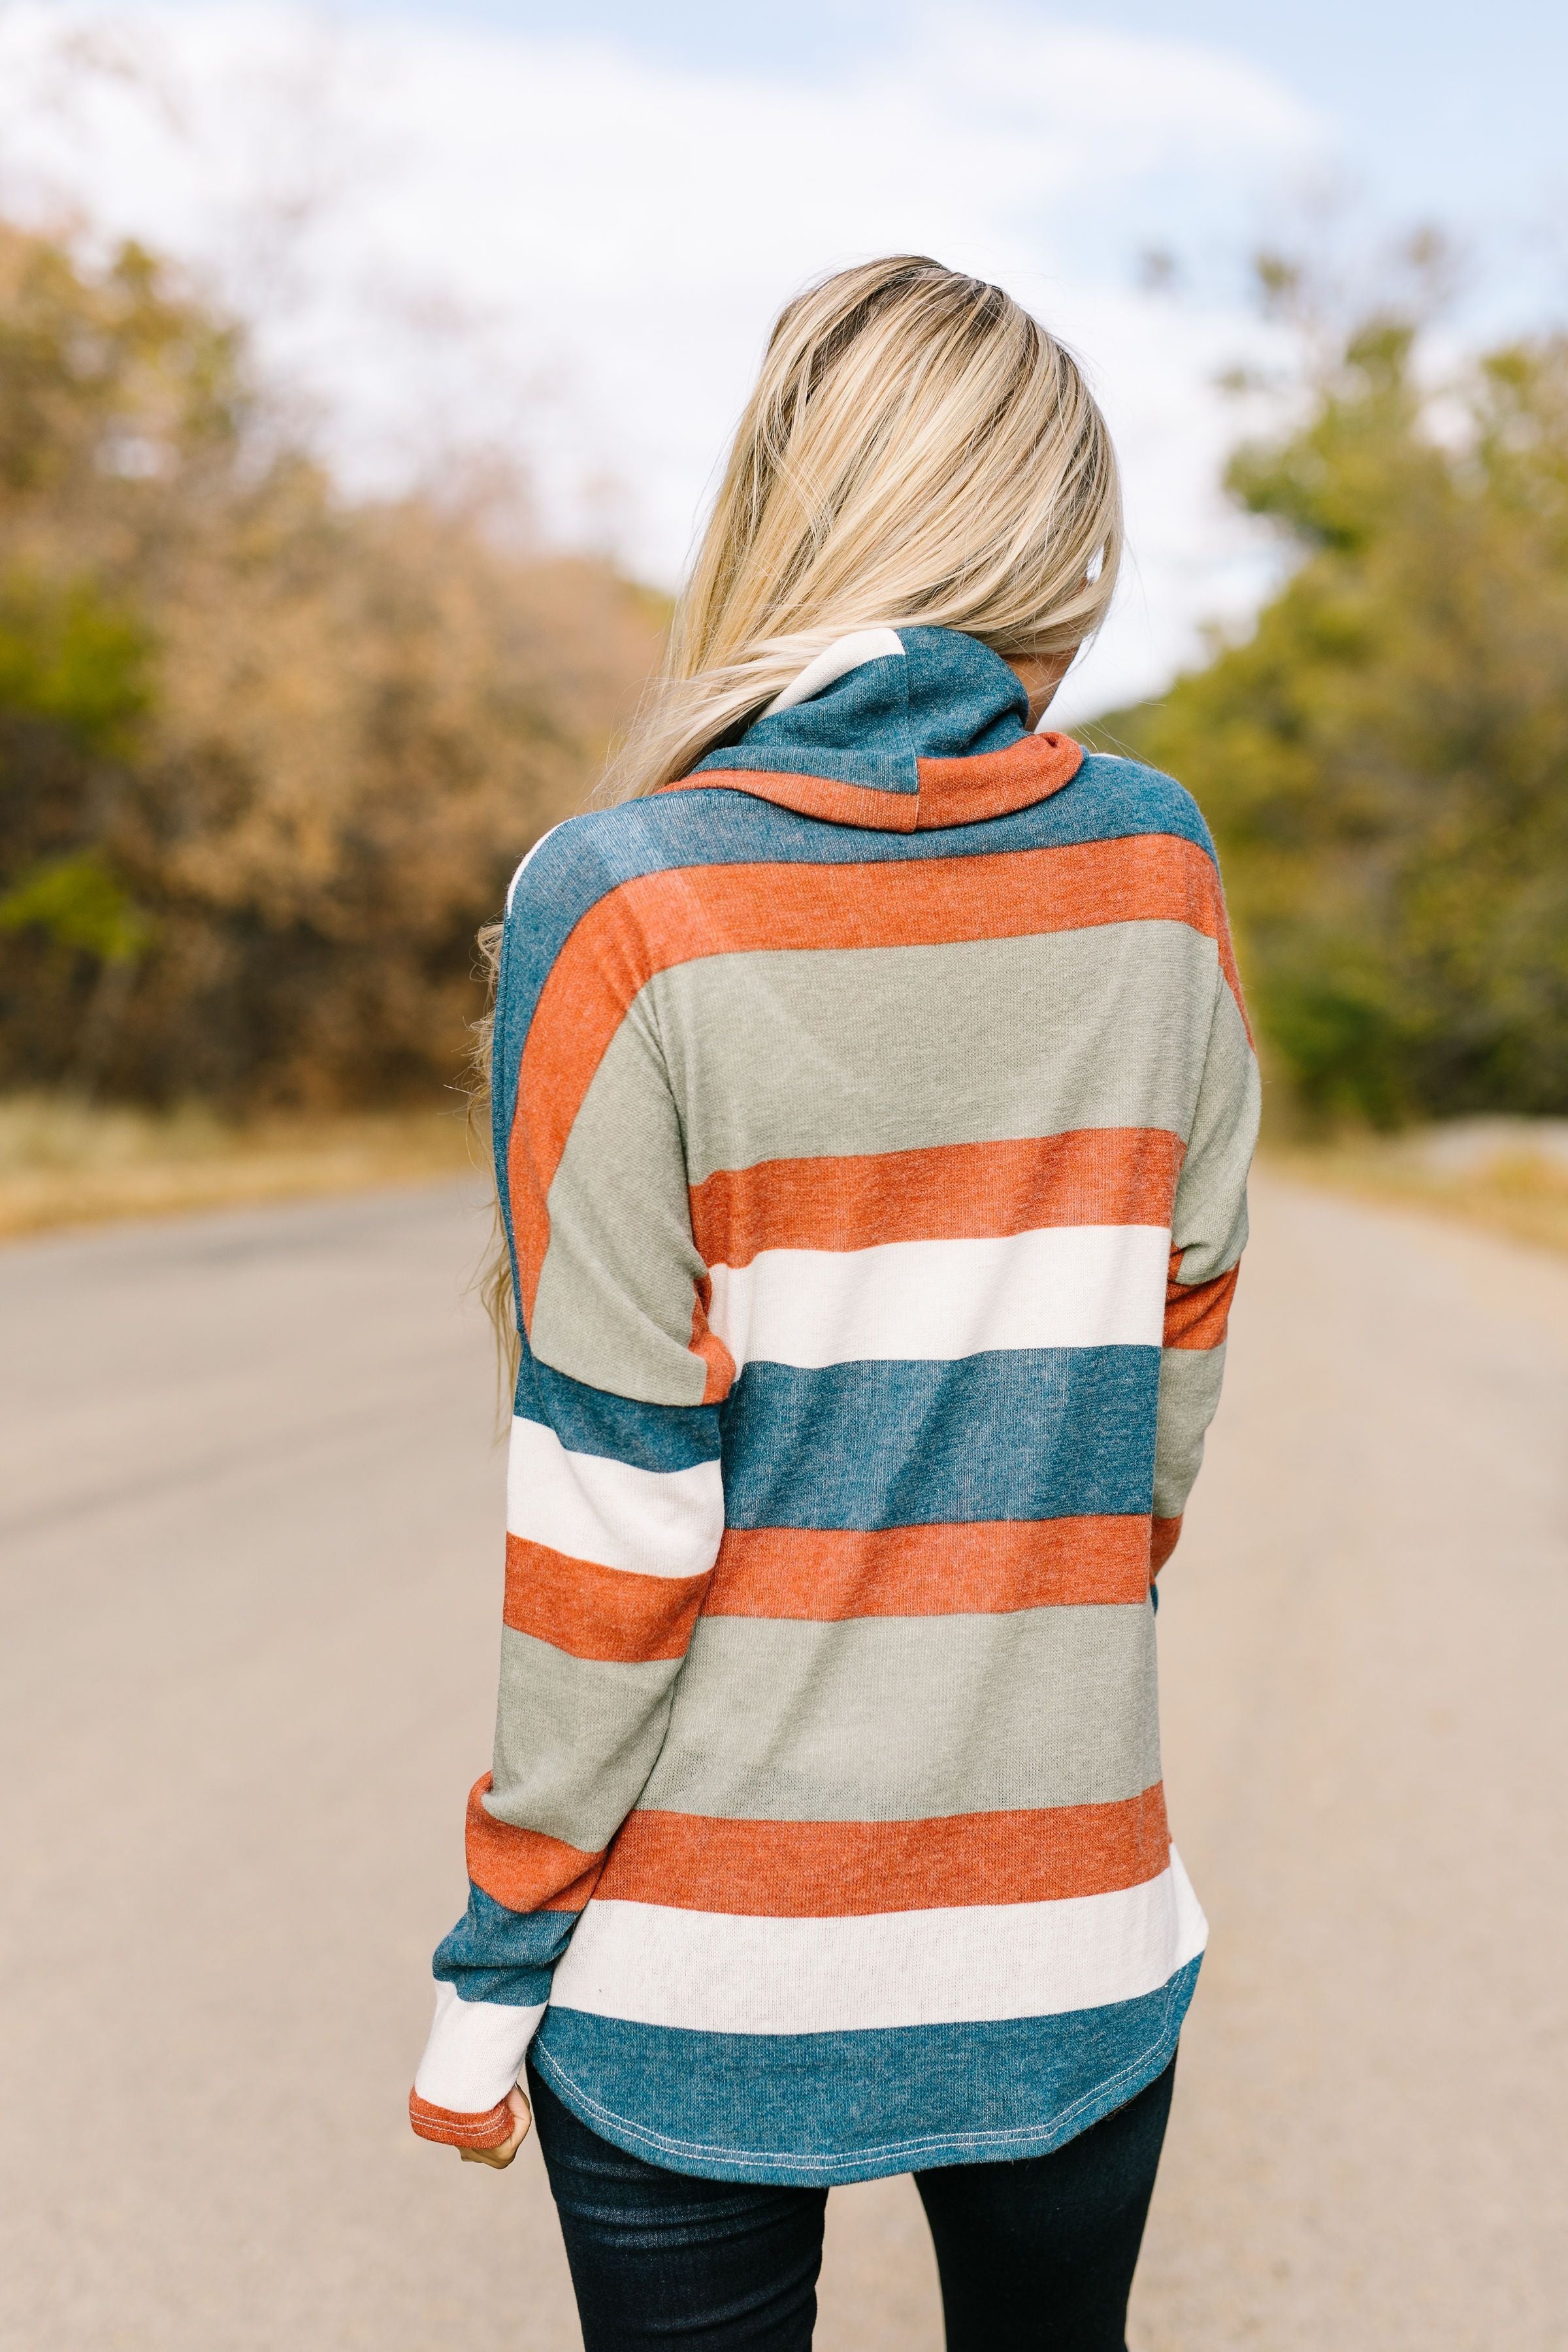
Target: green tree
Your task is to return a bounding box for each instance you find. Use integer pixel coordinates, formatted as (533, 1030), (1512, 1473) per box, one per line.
(1112, 300), (1568, 1124)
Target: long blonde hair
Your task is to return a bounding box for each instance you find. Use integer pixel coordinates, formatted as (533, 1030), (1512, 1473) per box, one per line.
(602, 253), (1122, 802)
(476, 255), (1122, 1383)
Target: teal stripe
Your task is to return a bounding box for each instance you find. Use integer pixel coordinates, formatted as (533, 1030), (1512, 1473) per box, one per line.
(531, 1957), (1198, 2185)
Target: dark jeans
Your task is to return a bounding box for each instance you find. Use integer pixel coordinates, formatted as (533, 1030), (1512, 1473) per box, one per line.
(529, 2056), (1175, 2351)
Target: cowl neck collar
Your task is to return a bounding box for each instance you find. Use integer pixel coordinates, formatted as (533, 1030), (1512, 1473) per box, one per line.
(668, 625), (1082, 834)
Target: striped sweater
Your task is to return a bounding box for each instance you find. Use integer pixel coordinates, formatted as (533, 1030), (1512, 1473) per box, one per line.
(410, 625), (1259, 2184)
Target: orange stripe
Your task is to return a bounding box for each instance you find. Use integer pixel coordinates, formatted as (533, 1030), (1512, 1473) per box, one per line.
(689, 1130), (1184, 1267)
(913, 730), (1083, 825)
(408, 2091), (515, 2149)
(596, 1785), (1171, 1916)
(1151, 1516), (1183, 1573)
(465, 1774), (604, 1914)
(504, 1535), (709, 1662)
(665, 769), (926, 831)
(1165, 1256), (1239, 1349)
(664, 732), (1085, 830)
(705, 1518), (1154, 1618)
(512, 833), (1232, 1317)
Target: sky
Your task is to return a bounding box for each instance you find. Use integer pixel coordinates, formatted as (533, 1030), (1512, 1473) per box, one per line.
(380, 0), (1567, 242)
(0, 0), (1561, 718)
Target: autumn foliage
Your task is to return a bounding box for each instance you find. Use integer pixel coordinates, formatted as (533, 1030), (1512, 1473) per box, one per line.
(7, 223), (1568, 1127)
(0, 223), (662, 1106)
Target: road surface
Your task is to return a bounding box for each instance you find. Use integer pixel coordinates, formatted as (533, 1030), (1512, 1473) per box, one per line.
(2, 1175), (1565, 2349)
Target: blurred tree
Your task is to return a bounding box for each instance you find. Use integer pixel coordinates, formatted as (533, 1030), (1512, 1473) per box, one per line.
(1108, 284), (1568, 1124)
(0, 223), (662, 1104)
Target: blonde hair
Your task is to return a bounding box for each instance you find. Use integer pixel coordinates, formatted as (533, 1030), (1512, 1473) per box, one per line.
(602, 253), (1122, 802)
(475, 256), (1122, 1387)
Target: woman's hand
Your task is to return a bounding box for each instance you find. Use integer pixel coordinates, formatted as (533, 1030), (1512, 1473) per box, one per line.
(459, 2083), (532, 2168)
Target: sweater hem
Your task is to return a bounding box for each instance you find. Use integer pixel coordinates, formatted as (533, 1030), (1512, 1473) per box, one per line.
(527, 1962), (1196, 2185)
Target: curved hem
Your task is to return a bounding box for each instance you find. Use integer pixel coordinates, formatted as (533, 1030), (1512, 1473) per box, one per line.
(529, 1961), (1198, 2185)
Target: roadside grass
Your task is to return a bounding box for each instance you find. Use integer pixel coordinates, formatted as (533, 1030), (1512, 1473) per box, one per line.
(7, 1092), (1568, 1266)
(0, 1094), (476, 1241)
(1268, 1124), (1568, 1260)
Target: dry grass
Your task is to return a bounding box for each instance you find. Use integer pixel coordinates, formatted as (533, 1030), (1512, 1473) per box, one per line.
(1269, 1128), (1568, 1259)
(0, 1094), (476, 1241)
(10, 1094), (1568, 1268)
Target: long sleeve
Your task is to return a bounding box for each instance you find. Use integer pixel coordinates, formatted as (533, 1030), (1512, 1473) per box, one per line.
(1151, 922), (1260, 1575)
(410, 833), (730, 2149)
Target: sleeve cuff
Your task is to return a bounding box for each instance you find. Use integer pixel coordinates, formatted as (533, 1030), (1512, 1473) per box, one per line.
(411, 1978), (545, 2138)
(408, 2090), (516, 2149)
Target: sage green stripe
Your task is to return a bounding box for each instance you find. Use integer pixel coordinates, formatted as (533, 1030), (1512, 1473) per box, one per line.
(645, 921), (1220, 1186)
(636, 1605), (1160, 1821)
(1153, 1344), (1228, 1522)
(533, 921), (1221, 1395)
(531, 1001), (711, 1406)
(531, 917), (1250, 1400)
(493, 1631), (684, 1851)
(1172, 983), (1259, 1284)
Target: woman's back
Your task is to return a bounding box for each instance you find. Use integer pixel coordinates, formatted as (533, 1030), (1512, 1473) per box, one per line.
(418, 623), (1258, 2182)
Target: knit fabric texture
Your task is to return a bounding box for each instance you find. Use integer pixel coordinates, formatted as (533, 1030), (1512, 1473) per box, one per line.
(410, 626), (1259, 2182)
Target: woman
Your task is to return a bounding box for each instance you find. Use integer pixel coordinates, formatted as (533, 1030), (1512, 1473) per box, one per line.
(410, 255), (1258, 2351)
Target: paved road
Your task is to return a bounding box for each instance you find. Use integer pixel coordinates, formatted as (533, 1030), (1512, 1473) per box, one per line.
(3, 1177), (1565, 2350)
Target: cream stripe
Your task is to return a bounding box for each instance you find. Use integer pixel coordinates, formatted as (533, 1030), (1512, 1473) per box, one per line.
(704, 1226), (1169, 1371)
(551, 1851), (1207, 2034)
(503, 821), (564, 912)
(507, 1418), (725, 1578)
(413, 1980), (544, 2111)
(763, 629), (904, 714)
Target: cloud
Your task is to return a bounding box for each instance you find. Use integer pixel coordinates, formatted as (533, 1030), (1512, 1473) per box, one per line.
(0, 1), (1324, 713)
